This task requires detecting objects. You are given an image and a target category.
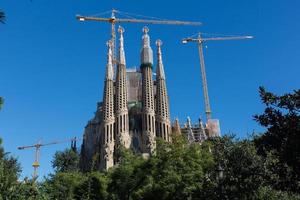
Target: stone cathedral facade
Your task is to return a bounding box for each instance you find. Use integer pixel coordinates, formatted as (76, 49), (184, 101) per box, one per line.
(80, 26), (171, 171)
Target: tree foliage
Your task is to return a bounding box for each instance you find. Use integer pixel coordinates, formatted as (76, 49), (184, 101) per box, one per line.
(107, 146), (149, 200)
(257, 186), (300, 200)
(0, 87), (299, 199)
(254, 87), (300, 192)
(107, 136), (214, 200)
(0, 10), (5, 24)
(42, 172), (85, 200)
(206, 136), (265, 200)
(0, 138), (21, 199)
(0, 97), (3, 110)
(52, 148), (80, 173)
(12, 178), (47, 200)
(74, 172), (108, 200)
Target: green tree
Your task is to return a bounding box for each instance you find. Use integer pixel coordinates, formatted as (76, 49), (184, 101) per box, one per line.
(107, 136), (214, 200)
(13, 178), (47, 200)
(107, 147), (150, 200)
(254, 87), (300, 192)
(140, 136), (214, 200)
(257, 186), (300, 200)
(0, 97), (3, 110)
(74, 172), (108, 200)
(42, 172), (85, 200)
(205, 136), (265, 200)
(52, 148), (80, 173)
(0, 138), (21, 199)
(0, 10), (5, 24)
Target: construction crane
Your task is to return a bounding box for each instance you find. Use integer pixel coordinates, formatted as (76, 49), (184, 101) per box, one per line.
(182, 33), (253, 121)
(17, 137), (80, 179)
(76, 9), (201, 68)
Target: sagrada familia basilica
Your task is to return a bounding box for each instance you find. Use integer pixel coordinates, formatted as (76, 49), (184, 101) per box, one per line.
(80, 26), (220, 171)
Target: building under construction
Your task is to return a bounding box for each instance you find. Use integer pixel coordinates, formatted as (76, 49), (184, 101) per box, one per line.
(79, 26), (220, 172)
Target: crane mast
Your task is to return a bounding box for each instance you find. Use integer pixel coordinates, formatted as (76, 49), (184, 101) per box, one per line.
(197, 33), (211, 120)
(110, 9), (116, 66)
(18, 137), (80, 179)
(182, 33), (253, 123)
(32, 142), (41, 179)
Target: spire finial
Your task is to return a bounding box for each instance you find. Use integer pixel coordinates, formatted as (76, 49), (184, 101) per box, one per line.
(156, 39), (162, 47)
(118, 25), (124, 34)
(118, 26), (126, 65)
(142, 26), (150, 47)
(156, 39), (162, 59)
(141, 26), (153, 64)
(156, 39), (165, 79)
(143, 26), (149, 34)
(106, 40), (113, 80)
(106, 40), (113, 63)
(106, 40), (113, 49)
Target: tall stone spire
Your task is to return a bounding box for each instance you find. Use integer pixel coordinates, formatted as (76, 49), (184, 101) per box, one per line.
(115, 26), (130, 148)
(100, 41), (115, 170)
(118, 26), (126, 66)
(140, 27), (156, 155)
(155, 40), (171, 142)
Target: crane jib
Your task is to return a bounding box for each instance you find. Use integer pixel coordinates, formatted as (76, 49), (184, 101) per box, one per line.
(76, 15), (201, 26)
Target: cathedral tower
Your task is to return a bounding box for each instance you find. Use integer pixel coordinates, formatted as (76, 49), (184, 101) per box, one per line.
(115, 26), (130, 148)
(81, 27), (178, 171)
(155, 40), (171, 142)
(140, 27), (156, 154)
(100, 41), (115, 170)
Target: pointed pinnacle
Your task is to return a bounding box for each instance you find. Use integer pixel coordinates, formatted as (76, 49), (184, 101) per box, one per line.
(156, 39), (165, 79)
(106, 40), (113, 64)
(156, 39), (162, 47)
(141, 26), (153, 64)
(118, 26), (126, 65)
(118, 25), (124, 34)
(142, 26), (150, 48)
(106, 40), (113, 80)
(156, 39), (163, 56)
(143, 26), (149, 34)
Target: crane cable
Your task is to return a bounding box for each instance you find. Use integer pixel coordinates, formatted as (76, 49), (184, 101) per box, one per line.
(187, 32), (251, 39)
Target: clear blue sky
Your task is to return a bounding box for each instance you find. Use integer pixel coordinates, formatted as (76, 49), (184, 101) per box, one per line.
(0, 0), (299, 179)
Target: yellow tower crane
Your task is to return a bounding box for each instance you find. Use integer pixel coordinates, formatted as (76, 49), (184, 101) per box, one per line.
(17, 137), (80, 179)
(76, 9), (201, 66)
(182, 33), (253, 132)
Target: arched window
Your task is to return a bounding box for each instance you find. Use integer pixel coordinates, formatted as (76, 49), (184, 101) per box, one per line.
(110, 124), (113, 142)
(148, 115), (151, 132)
(123, 114), (126, 132)
(152, 116), (155, 134)
(120, 115), (123, 133)
(106, 126), (109, 143)
(163, 124), (166, 140)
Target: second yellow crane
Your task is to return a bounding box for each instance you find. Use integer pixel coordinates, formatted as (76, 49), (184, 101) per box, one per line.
(182, 33), (253, 135)
(17, 137), (80, 179)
